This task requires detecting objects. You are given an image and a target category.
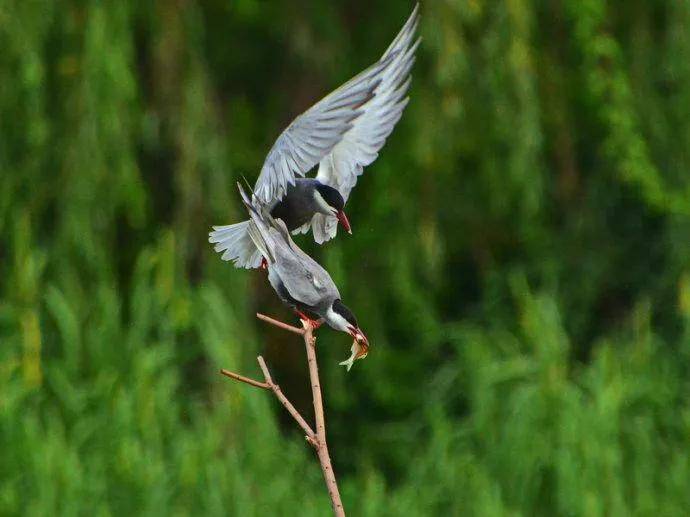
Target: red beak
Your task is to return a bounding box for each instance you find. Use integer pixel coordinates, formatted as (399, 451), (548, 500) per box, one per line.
(348, 326), (369, 351)
(336, 210), (352, 234)
(353, 329), (369, 359)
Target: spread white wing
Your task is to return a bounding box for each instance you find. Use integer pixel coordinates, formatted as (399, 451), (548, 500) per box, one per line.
(253, 53), (396, 204)
(212, 6), (420, 269)
(310, 4), (420, 244)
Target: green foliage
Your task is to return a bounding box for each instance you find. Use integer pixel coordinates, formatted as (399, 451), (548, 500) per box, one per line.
(2, 0), (690, 514)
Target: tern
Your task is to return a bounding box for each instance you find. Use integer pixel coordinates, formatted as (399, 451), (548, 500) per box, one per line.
(210, 5), (420, 269)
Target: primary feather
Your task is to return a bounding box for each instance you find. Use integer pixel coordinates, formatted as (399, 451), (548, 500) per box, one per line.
(311, 4), (420, 243)
(253, 56), (391, 204)
(210, 5), (420, 265)
(254, 4), (419, 208)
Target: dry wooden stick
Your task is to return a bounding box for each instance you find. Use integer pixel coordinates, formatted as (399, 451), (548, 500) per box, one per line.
(255, 312), (305, 335)
(220, 313), (345, 517)
(219, 369), (269, 390)
(301, 322), (344, 516)
(256, 356), (316, 439)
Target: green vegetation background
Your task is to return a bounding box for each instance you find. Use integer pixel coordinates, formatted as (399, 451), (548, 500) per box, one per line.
(2, 0), (690, 515)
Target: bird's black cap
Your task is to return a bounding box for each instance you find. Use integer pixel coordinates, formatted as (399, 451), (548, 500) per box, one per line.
(332, 299), (358, 327)
(316, 184), (345, 211)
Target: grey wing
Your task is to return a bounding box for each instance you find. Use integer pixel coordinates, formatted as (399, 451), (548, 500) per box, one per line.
(264, 217), (339, 305)
(253, 54), (395, 204)
(272, 242), (338, 307)
(311, 5), (420, 244)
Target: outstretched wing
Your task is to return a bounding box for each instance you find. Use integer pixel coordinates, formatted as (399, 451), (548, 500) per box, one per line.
(253, 54), (396, 204)
(311, 5), (420, 244)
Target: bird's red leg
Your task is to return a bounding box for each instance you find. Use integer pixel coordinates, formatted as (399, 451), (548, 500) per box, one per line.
(294, 309), (324, 329)
(260, 257), (268, 270)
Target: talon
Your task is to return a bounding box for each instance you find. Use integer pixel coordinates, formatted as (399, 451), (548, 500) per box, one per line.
(294, 310), (323, 329)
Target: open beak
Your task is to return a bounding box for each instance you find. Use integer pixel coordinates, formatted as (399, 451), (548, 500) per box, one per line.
(348, 327), (369, 359)
(336, 210), (352, 234)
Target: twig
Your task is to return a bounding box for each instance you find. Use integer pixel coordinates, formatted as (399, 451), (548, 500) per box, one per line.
(219, 369), (269, 390)
(219, 361), (315, 440)
(256, 356), (316, 439)
(256, 312), (305, 335)
(220, 315), (345, 516)
(302, 322), (345, 516)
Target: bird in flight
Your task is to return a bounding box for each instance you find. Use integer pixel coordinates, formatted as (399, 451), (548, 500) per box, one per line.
(210, 5), (420, 269)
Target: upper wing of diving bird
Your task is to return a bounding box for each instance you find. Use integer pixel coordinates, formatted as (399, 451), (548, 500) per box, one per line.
(252, 50), (396, 204)
(309, 4), (420, 244)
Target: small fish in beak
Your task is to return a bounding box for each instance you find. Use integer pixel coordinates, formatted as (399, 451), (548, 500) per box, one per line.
(339, 329), (369, 371)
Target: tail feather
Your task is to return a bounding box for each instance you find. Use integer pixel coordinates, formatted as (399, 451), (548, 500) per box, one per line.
(246, 221), (273, 264)
(208, 220), (263, 269)
(237, 183), (277, 265)
(237, 182), (296, 249)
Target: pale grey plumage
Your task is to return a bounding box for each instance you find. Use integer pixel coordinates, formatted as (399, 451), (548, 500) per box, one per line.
(311, 4), (420, 243)
(238, 185), (341, 313)
(238, 183), (369, 369)
(254, 4), (419, 208)
(210, 178), (330, 268)
(210, 5), (419, 264)
(253, 57), (390, 204)
(209, 220), (264, 269)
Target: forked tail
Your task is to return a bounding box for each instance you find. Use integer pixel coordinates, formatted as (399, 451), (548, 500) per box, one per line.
(208, 220), (263, 269)
(237, 184), (277, 265)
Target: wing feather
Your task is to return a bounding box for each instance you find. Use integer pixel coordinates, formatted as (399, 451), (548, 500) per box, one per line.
(253, 54), (396, 203)
(312, 5), (420, 243)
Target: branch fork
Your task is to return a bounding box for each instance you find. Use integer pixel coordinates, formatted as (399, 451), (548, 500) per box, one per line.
(220, 313), (345, 516)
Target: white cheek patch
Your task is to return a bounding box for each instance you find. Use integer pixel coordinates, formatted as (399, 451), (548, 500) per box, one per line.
(313, 190), (336, 215)
(326, 306), (351, 333)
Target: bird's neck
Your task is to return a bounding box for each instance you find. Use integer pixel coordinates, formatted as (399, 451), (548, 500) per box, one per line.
(312, 189), (334, 216)
(325, 306), (350, 333)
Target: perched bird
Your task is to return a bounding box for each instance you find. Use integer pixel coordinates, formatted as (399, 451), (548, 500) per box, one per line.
(210, 5), (420, 269)
(238, 184), (369, 370)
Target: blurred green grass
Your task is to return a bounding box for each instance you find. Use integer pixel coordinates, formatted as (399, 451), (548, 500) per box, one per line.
(2, 0), (690, 515)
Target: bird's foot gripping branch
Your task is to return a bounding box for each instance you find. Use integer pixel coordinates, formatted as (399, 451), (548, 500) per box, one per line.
(220, 313), (346, 517)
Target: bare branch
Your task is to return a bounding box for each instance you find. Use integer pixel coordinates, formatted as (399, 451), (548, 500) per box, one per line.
(257, 356), (316, 440)
(303, 324), (345, 517)
(219, 315), (345, 516)
(219, 369), (270, 390)
(256, 312), (305, 335)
